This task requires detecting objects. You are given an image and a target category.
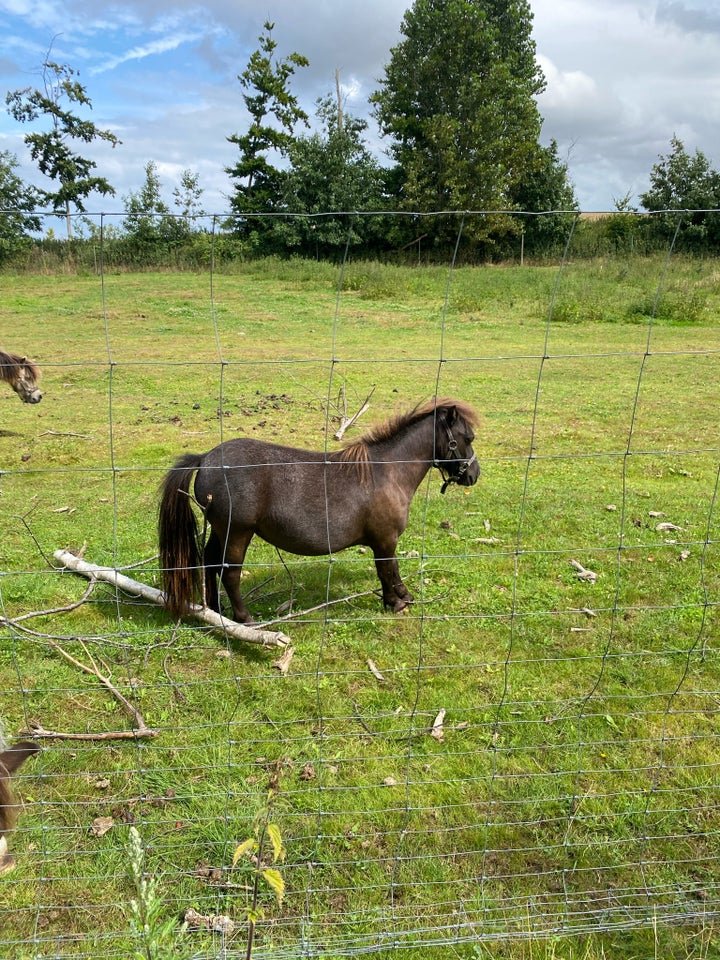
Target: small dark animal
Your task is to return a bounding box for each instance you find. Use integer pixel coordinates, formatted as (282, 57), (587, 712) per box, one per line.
(159, 397), (480, 623)
(0, 350), (42, 404)
(0, 740), (39, 874)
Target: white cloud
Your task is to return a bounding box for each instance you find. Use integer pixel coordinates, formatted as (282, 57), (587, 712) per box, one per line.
(90, 30), (207, 75)
(531, 0), (720, 207)
(537, 55), (611, 119)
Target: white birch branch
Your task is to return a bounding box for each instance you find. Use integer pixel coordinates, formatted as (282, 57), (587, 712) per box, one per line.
(53, 550), (290, 648)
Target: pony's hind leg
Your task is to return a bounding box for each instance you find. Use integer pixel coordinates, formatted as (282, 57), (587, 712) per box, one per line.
(202, 531), (223, 613)
(218, 530), (255, 624)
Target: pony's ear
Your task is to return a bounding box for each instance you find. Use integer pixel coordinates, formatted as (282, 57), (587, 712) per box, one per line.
(0, 742), (39, 777)
(445, 405), (458, 426)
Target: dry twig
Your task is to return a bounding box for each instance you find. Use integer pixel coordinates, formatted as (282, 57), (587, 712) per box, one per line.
(367, 658), (385, 682)
(21, 636), (159, 741)
(569, 559), (598, 583)
(333, 386), (374, 441)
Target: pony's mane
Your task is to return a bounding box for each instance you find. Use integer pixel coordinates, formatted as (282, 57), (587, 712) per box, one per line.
(340, 397), (478, 471)
(0, 351), (40, 384)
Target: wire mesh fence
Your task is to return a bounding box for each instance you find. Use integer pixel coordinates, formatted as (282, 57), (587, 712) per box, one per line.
(0, 209), (719, 958)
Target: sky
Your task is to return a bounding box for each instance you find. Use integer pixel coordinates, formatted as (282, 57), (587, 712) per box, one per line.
(0, 0), (719, 219)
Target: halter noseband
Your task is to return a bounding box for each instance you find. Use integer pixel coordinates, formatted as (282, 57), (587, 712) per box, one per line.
(434, 419), (477, 494)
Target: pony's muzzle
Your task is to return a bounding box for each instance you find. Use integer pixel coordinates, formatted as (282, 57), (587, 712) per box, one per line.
(25, 390), (43, 404)
(460, 452), (480, 486)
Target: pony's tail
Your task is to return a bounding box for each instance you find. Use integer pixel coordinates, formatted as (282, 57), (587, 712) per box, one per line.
(158, 453), (204, 620)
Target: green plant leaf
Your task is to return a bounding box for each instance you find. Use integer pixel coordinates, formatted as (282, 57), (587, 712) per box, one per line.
(262, 867), (285, 905)
(266, 823), (285, 863)
(232, 837), (257, 867)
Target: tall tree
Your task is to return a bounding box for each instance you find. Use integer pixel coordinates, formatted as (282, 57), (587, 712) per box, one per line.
(0, 151), (42, 262)
(640, 135), (720, 250)
(5, 56), (120, 239)
(226, 21), (309, 241)
(371, 0), (547, 248)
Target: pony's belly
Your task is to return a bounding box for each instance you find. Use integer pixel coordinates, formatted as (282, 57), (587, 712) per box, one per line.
(256, 518), (359, 556)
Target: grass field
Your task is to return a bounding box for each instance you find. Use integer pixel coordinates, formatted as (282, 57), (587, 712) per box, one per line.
(1, 252), (719, 959)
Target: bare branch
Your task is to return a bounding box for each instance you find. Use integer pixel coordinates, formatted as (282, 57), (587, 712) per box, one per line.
(0, 579), (97, 623)
(334, 386), (375, 441)
(25, 635), (160, 740)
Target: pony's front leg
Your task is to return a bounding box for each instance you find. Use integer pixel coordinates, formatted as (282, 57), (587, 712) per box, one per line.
(373, 553), (414, 613)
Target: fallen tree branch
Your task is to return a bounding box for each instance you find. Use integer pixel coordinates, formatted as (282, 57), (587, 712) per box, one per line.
(20, 636), (159, 741)
(20, 723), (157, 742)
(39, 430), (94, 440)
(53, 550), (290, 648)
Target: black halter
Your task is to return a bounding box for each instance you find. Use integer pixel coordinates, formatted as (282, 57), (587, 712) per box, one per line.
(434, 420), (477, 494)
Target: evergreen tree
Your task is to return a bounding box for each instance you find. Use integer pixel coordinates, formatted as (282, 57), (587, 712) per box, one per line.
(226, 21), (309, 244)
(278, 93), (387, 256)
(6, 57), (120, 239)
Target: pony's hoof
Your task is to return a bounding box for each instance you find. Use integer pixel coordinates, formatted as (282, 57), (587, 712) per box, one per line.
(0, 853), (16, 875)
(233, 613), (255, 625)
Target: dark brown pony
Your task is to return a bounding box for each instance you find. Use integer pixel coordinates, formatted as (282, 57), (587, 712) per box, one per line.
(159, 398), (480, 624)
(0, 350), (42, 403)
(0, 741), (39, 874)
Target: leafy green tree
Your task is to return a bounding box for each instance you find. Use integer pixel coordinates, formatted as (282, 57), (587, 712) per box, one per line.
(371, 0), (546, 249)
(123, 161), (186, 247)
(640, 135), (720, 250)
(509, 139), (578, 256)
(172, 169), (205, 229)
(226, 21), (309, 243)
(277, 94), (388, 256)
(604, 193), (641, 253)
(5, 57), (120, 239)
(0, 150), (42, 262)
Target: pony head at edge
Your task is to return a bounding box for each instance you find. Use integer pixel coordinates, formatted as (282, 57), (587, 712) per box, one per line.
(0, 352), (43, 404)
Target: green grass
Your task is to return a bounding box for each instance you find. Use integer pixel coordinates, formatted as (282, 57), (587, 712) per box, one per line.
(1, 254), (719, 959)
